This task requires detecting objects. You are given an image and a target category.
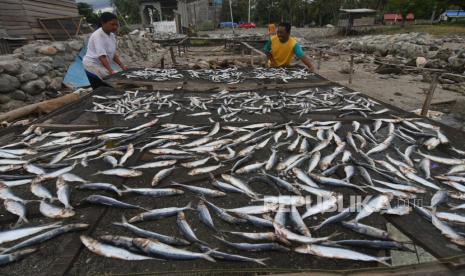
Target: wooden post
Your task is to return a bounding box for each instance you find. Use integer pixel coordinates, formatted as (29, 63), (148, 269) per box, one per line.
(160, 57), (165, 69)
(349, 55), (354, 84)
(421, 74), (439, 117)
(317, 50), (322, 70)
(169, 46), (176, 65)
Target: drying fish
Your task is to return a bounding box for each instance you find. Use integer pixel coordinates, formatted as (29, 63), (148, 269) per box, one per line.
(81, 236), (153, 261)
(215, 236), (289, 252)
(171, 182), (225, 197)
(1, 223), (88, 254)
(78, 183), (122, 196)
(152, 167), (176, 186)
(0, 248), (37, 266)
(94, 168), (142, 178)
(188, 164), (221, 176)
(132, 238), (215, 262)
(4, 199), (28, 225)
(83, 195), (147, 210)
(129, 202), (193, 223)
(56, 177), (72, 209)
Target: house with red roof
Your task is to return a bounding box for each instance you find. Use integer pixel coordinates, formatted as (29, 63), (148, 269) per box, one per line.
(384, 13), (415, 25)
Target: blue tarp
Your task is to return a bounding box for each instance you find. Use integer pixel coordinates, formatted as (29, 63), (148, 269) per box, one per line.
(63, 46), (90, 89)
(445, 11), (465, 18)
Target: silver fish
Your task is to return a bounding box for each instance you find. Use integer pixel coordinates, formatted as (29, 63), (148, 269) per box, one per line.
(133, 238), (215, 261)
(295, 244), (391, 266)
(39, 201), (75, 219)
(129, 202), (193, 223)
(94, 168), (142, 178)
(80, 235), (153, 261)
(152, 167), (176, 186)
(4, 199), (28, 224)
(1, 224), (88, 254)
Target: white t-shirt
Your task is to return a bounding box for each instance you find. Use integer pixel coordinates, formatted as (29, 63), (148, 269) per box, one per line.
(83, 27), (117, 67)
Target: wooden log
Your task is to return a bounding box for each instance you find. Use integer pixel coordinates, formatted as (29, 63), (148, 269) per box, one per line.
(169, 46), (176, 65)
(349, 55), (354, 84)
(421, 74), (439, 116)
(0, 92), (82, 122)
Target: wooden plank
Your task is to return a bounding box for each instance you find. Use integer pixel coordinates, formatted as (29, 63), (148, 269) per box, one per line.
(385, 213), (465, 269)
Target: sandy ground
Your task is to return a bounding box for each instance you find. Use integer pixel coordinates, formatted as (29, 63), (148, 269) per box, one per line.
(312, 55), (465, 130)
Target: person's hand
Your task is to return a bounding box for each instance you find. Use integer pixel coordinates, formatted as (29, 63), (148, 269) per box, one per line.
(108, 69), (115, 75)
(121, 65), (128, 71)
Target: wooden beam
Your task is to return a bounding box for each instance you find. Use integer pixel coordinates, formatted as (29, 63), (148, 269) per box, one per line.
(421, 73), (439, 116)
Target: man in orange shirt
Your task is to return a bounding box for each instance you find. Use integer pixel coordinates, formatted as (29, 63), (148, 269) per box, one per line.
(263, 23), (315, 72)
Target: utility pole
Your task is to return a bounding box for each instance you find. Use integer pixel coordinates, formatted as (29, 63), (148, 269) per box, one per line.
(229, 0), (235, 36)
(248, 0), (251, 23)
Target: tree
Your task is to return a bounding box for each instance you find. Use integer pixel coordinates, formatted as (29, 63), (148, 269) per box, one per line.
(77, 2), (99, 25)
(385, 0), (415, 26)
(111, 0), (141, 24)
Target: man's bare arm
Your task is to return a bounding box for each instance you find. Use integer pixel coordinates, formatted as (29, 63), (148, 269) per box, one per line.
(301, 55), (315, 72)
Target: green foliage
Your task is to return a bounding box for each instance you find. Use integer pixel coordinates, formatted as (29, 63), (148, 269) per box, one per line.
(77, 2), (100, 25)
(111, 0), (141, 24)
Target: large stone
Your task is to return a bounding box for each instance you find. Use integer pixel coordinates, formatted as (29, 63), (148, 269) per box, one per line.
(68, 40), (84, 51)
(48, 77), (63, 91)
(0, 100), (24, 112)
(17, 72), (38, 82)
(375, 64), (403, 75)
(0, 74), (20, 93)
(38, 46), (58, 56)
(434, 49), (453, 61)
(21, 79), (46, 95)
(0, 59), (21, 75)
(448, 56), (465, 72)
(10, 90), (27, 101)
(31, 64), (47, 76)
(0, 95), (10, 104)
(452, 99), (465, 120)
(52, 56), (66, 69)
(51, 42), (66, 52)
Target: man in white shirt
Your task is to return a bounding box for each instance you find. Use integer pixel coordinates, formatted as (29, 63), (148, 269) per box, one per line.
(83, 12), (127, 79)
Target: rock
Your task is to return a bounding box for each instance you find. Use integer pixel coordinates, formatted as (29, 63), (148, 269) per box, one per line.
(68, 40), (84, 51)
(448, 56), (465, 72)
(52, 56), (66, 69)
(38, 46), (58, 56)
(442, 74), (465, 83)
(442, 84), (465, 94)
(375, 64), (403, 75)
(48, 77), (63, 91)
(339, 65), (353, 74)
(31, 64), (47, 76)
(64, 54), (75, 62)
(0, 74), (20, 93)
(438, 77), (456, 84)
(21, 79), (46, 95)
(42, 75), (51, 85)
(412, 75), (423, 82)
(452, 99), (465, 119)
(17, 72), (38, 82)
(434, 49), (453, 61)
(10, 90), (27, 101)
(0, 95), (10, 104)
(51, 42), (66, 52)
(197, 60), (210, 69)
(416, 57), (427, 68)
(0, 59), (21, 75)
(0, 100), (24, 112)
